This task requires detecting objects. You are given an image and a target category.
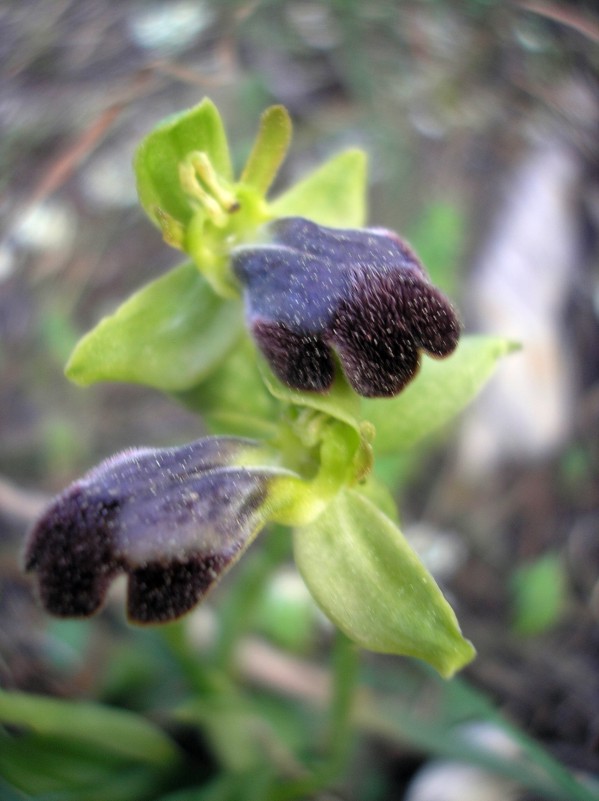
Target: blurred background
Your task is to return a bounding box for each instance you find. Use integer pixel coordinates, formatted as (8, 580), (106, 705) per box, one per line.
(1, 1), (599, 799)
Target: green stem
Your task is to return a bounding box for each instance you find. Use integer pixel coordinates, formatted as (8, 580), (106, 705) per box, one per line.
(159, 620), (220, 697)
(326, 630), (360, 779)
(270, 630), (359, 800)
(215, 526), (291, 671)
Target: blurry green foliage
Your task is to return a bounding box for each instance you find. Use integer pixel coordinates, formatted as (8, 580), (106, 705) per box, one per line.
(510, 553), (567, 636)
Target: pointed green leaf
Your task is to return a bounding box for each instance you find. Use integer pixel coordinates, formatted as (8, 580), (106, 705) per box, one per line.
(271, 149), (367, 227)
(294, 490), (475, 677)
(135, 98), (232, 228)
(363, 335), (517, 454)
(0, 733), (159, 799)
(407, 200), (466, 296)
(174, 337), (279, 437)
(240, 105), (292, 195)
(66, 262), (243, 391)
(0, 689), (178, 765)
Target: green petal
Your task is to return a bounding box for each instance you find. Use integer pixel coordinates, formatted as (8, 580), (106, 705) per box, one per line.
(294, 490), (475, 677)
(66, 262), (242, 391)
(363, 335), (517, 454)
(270, 149), (367, 228)
(240, 105), (292, 195)
(135, 98), (232, 228)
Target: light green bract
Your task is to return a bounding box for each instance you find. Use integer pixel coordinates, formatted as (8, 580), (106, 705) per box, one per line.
(61, 97), (514, 676)
(66, 263), (243, 390)
(294, 490), (475, 678)
(363, 335), (518, 453)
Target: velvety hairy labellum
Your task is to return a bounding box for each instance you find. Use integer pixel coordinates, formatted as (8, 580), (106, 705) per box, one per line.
(233, 217), (460, 397)
(24, 437), (279, 623)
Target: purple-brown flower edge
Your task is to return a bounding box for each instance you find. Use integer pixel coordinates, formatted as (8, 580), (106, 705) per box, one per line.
(24, 437), (284, 624)
(232, 217), (461, 398)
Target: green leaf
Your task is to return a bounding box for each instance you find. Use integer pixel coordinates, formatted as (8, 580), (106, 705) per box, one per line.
(135, 98), (232, 228)
(356, 661), (599, 801)
(0, 689), (179, 766)
(0, 776), (29, 801)
(363, 335), (516, 454)
(240, 105), (292, 195)
(175, 697), (266, 773)
(270, 149), (367, 228)
(293, 490), (475, 677)
(174, 336), (279, 437)
(407, 200), (465, 296)
(510, 553), (567, 635)
(0, 733), (159, 800)
(66, 262), (243, 391)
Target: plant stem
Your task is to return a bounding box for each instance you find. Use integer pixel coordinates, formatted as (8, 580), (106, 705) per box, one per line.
(269, 630), (359, 800)
(327, 630), (359, 779)
(215, 526), (291, 672)
(159, 620), (219, 697)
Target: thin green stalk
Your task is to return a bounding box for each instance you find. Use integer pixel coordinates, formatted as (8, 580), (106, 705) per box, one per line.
(159, 620), (221, 697)
(215, 526), (291, 671)
(327, 631), (360, 779)
(270, 631), (359, 800)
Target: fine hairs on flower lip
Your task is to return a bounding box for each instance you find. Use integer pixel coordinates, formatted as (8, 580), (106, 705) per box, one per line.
(23, 437), (289, 624)
(232, 216), (461, 398)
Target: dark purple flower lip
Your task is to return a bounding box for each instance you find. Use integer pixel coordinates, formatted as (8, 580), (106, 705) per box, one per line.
(24, 437), (285, 624)
(232, 217), (461, 397)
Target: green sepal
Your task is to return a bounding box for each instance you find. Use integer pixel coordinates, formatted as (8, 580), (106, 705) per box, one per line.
(135, 98), (232, 229)
(407, 200), (465, 295)
(270, 149), (367, 228)
(65, 261), (243, 391)
(174, 336), (278, 437)
(363, 335), (517, 454)
(259, 359), (361, 432)
(240, 105), (292, 195)
(293, 490), (476, 677)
